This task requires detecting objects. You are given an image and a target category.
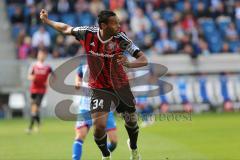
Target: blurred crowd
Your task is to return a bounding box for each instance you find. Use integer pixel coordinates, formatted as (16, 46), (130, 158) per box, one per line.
(5, 0), (240, 59)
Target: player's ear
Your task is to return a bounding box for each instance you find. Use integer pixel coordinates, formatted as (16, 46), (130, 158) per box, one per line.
(100, 23), (107, 30)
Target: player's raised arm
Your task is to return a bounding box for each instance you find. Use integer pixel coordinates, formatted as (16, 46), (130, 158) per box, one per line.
(40, 9), (73, 35)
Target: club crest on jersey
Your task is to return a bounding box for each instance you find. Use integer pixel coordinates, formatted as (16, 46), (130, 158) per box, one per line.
(104, 41), (116, 53)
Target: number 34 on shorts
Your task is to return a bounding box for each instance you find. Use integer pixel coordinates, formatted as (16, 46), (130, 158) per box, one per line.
(90, 98), (107, 111)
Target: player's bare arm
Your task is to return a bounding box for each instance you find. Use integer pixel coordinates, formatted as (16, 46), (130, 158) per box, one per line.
(40, 9), (73, 35)
(27, 65), (35, 81)
(28, 74), (35, 81)
(117, 51), (148, 68)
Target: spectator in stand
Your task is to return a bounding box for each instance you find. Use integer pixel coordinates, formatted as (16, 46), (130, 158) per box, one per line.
(198, 38), (210, 56)
(52, 35), (66, 58)
(57, 0), (70, 14)
(235, 1), (240, 19)
(89, 0), (105, 17)
(16, 28), (26, 49)
(181, 12), (197, 34)
(195, 1), (211, 19)
(75, 0), (88, 13)
(65, 36), (81, 57)
(183, 43), (195, 58)
(109, 0), (125, 11)
(222, 42), (230, 52)
(225, 22), (238, 42)
(43, 0), (56, 14)
(211, 0), (227, 19)
(4, 0), (240, 59)
(32, 26), (51, 49)
(11, 6), (24, 25)
(183, 0), (192, 14)
(155, 19), (168, 38)
(25, 5), (41, 33)
(172, 21), (185, 43)
(18, 36), (32, 59)
(130, 7), (151, 34)
(154, 32), (177, 54)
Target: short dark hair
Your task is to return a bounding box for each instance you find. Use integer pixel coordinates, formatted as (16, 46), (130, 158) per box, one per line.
(38, 48), (48, 54)
(98, 10), (116, 26)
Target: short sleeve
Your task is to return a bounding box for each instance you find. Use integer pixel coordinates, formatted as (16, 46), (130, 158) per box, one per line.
(71, 26), (88, 41)
(117, 32), (140, 57)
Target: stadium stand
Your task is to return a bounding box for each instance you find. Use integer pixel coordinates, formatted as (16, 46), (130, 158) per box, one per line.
(3, 0), (240, 59)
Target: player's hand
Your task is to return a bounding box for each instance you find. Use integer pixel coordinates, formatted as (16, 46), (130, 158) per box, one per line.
(40, 9), (48, 23)
(117, 55), (130, 68)
(75, 81), (81, 90)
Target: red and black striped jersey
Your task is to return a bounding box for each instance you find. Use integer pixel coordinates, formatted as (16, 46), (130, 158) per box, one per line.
(28, 62), (52, 94)
(71, 26), (140, 89)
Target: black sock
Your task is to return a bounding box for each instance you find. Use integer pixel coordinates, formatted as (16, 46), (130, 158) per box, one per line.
(108, 142), (117, 152)
(125, 123), (139, 150)
(35, 115), (40, 126)
(94, 134), (110, 157)
(29, 116), (35, 130)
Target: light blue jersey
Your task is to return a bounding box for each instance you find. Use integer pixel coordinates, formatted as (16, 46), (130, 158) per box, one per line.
(78, 65), (90, 111)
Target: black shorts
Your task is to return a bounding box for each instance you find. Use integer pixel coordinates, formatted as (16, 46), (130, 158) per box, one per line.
(90, 85), (136, 113)
(31, 93), (44, 106)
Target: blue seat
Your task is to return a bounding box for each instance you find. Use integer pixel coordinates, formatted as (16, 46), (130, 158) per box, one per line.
(77, 12), (95, 26)
(46, 26), (57, 39)
(48, 14), (59, 22)
(191, 0), (200, 14)
(191, 0), (209, 12)
(175, 0), (184, 12)
(11, 25), (22, 38)
(207, 31), (222, 53)
(235, 19), (240, 34)
(228, 41), (240, 52)
(61, 13), (76, 26)
(217, 18), (231, 38)
(7, 5), (15, 19)
(162, 9), (174, 23)
(200, 19), (216, 35)
(23, 6), (30, 17)
(29, 25), (39, 36)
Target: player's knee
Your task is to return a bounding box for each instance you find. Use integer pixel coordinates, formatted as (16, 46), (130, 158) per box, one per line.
(75, 131), (87, 141)
(94, 123), (106, 135)
(108, 130), (118, 143)
(96, 124), (106, 131)
(75, 127), (88, 141)
(123, 112), (138, 127)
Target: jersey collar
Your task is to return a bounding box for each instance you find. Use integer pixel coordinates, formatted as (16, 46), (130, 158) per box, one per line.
(97, 29), (113, 44)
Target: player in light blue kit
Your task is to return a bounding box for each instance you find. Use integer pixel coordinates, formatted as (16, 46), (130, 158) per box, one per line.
(72, 64), (118, 160)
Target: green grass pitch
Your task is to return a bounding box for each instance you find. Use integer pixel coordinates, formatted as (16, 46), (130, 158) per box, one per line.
(0, 112), (240, 160)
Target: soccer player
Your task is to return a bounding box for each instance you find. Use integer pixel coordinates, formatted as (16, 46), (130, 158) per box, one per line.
(27, 49), (53, 133)
(73, 64), (118, 160)
(40, 9), (148, 160)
